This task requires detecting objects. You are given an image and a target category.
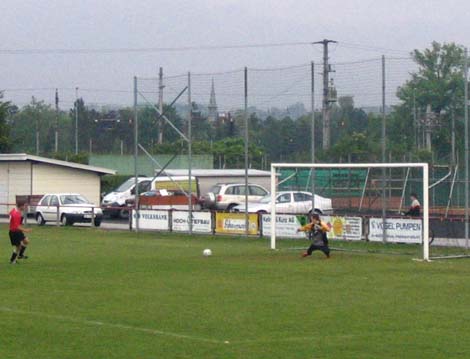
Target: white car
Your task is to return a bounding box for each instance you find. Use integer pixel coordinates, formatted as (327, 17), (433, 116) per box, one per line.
(233, 191), (333, 215)
(35, 193), (103, 227)
(101, 177), (152, 218)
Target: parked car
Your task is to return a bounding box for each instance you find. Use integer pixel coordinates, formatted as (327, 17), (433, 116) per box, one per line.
(202, 183), (269, 211)
(35, 193), (103, 227)
(233, 191), (333, 215)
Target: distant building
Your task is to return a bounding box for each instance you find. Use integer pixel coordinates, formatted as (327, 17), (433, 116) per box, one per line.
(207, 79), (218, 122)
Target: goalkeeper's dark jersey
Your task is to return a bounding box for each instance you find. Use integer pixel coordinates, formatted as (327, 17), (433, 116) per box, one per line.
(299, 220), (329, 246)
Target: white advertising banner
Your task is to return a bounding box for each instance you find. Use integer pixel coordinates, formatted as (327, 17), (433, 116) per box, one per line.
(172, 211), (212, 233)
(369, 217), (422, 243)
(261, 214), (306, 238)
(262, 214), (363, 240)
(131, 210), (170, 230)
(322, 216), (363, 241)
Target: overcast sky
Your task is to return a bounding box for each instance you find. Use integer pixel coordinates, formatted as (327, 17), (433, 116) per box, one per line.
(1, 0), (469, 109)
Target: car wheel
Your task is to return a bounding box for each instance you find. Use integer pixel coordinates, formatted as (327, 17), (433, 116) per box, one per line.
(119, 208), (129, 219)
(226, 204), (237, 212)
(36, 213), (46, 226)
(93, 220), (102, 227)
(61, 214), (72, 226)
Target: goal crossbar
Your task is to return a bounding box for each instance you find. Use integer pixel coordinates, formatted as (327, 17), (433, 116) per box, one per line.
(270, 162), (430, 261)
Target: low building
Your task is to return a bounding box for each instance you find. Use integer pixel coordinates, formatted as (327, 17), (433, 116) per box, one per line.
(0, 153), (115, 214)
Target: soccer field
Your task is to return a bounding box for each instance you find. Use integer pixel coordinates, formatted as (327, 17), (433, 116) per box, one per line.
(1, 226), (470, 359)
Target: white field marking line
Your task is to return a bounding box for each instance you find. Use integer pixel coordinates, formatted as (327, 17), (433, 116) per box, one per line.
(0, 307), (223, 344)
(229, 335), (357, 344)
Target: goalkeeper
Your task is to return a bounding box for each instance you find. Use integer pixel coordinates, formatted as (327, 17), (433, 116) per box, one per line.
(297, 213), (331, 258)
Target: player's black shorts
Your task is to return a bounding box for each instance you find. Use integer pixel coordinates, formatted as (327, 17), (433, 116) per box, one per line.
(9, 230), (25, 246)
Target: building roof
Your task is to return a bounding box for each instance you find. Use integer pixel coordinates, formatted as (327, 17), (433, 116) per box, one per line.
(0, 153), (116, 175)
(163, 169), (272, 177)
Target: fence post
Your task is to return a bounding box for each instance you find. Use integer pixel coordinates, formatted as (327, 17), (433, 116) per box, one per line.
(24, 205), (28, 225)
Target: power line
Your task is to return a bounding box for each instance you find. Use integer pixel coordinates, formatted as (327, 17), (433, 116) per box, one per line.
(338, 42), (410, 55)
(0, 41), (313, 55)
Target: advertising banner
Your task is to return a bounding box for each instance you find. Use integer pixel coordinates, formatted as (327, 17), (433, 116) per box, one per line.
(369, 217), (422, 243)
(262, 214), (362, 240)
(172, 211), (212, 233)
(215, 212), (258, 235)
(261, 214), (307, 238)
(131, 210), (170, 230)
(322, 216), (363, 241)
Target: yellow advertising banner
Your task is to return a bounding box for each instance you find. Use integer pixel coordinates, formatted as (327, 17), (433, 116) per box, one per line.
(215, 212), (259, 235)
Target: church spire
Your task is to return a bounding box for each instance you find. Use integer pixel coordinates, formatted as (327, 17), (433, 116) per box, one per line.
(208, 78), (218, 122)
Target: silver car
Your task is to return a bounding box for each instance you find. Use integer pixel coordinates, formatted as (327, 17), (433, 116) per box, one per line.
(203, 183), (269, 211)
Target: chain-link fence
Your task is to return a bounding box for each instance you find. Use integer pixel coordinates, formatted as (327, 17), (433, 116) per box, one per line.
(133, 56), (467, 215)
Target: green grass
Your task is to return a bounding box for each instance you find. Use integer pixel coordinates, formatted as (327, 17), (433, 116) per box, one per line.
(1, 225), (470, 358)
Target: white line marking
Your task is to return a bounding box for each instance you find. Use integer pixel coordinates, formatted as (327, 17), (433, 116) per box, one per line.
(0, 306), (222, 344)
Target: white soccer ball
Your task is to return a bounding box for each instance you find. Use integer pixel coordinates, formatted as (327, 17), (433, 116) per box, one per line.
(203, 249), (212, 257)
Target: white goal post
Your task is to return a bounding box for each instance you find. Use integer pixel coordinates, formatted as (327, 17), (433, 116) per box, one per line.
(270, 162), (430, 261)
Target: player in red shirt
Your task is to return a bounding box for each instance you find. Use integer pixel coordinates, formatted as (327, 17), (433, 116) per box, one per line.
(9, 201), (32, 264)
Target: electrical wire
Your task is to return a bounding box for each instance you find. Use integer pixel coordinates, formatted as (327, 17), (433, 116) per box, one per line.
(0, 41), (313, 55)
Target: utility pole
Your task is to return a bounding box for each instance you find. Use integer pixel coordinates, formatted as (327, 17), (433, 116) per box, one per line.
(313, 39), (337, 150)
(451, 97), (456, 165)
(75, 87), (79, 154)
(55, 89), (59, 153)
(158, 67), (164, 144)
(413, 88), (418, 149)
(34, 96), (39, 155)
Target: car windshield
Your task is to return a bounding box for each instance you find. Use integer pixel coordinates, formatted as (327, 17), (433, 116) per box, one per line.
(259, 195), (272, 203)
(60, 195), (90, 205)
(259, 193), (290, 204)
(115, 178), (136, 192)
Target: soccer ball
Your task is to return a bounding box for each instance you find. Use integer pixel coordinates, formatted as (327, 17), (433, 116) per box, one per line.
(203, 249), (212, 257)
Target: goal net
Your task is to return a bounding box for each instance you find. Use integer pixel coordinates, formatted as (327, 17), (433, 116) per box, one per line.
(268, 163), (470, 261)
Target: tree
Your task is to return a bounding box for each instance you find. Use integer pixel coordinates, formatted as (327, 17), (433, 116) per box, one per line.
(10, 98), (60, 154)
(395, 42), (466, 159)
(398, 42), (465, 114)
(0, 97), (11, 152)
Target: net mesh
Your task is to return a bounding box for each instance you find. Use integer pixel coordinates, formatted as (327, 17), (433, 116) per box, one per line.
(271, 164), (469, 260)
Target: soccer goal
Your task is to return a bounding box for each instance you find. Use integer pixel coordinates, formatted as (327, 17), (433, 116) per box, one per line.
(268, 162), (469, 261)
